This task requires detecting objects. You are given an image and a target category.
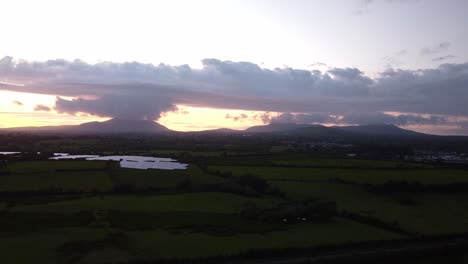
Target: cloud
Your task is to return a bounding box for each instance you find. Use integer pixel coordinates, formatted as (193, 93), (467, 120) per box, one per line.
(339, 112), (446, 126)
(355, 0), (418, 15)
(225, 113), (249, 122)
(12, 100), (23, 106)
(381, 49), (407, 68)
(34, 104), (51, 112)
(1, 56), (468, 133)
(269, 112), (448, 127)
(55, 95), (176, 120)
(421, 42), (451, 55)
(174, 107), (190, 115)
(226, 112), (274, 124)
(253, 112), (273, 124)
(270, 112), (337, 124)
(355, 0), (375, 15)
(309, 62), (327, 68)
(395, 49), (407, 56)
(432, 55), (456, 62)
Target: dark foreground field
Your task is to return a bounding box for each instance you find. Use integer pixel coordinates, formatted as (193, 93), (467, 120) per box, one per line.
(1, 135), (468, 263)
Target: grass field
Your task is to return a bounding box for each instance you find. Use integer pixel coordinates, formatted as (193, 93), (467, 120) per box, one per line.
(0, 161), (221, 192)
(112, 165), (223, 188)
(2, 157), (467, 263)
(12, 192), (278, 213)
(270, 156), (433, 169)
(215, 155), (433, 169)
(0, 171), (113, 192)
(209, 165), (468, 235)
(0, 160), (113, 191)
(210, 165), (468, 184)
(0, 219), (401, 263)
(129, 218), (402, 258)
(0, 228), (109, 264)
(7, 160), (109, 174)
(269, 180), (468, 234)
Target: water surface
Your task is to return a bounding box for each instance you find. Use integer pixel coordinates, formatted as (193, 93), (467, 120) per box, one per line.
(50, 154), (188, 170)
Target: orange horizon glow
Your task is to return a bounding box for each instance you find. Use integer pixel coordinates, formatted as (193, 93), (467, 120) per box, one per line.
(0, 91), (273, 131)
(1, 91), (466, 135)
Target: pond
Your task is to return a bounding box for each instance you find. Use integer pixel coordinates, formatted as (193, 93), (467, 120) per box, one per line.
(50, 153), (188, 170)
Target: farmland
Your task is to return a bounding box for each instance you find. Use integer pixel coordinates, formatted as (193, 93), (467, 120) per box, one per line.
(210, 165), (468, 235)
(1, 135), (468, 263)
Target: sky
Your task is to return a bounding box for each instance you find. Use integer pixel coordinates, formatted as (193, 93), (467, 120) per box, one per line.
(1, 0), (468, 134)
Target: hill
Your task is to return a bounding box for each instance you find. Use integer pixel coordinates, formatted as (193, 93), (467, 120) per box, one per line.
(245, 123), (318, 133)
(2, 118), (171, 134)
(242, 123), (432, 140)
(77, 118), (171, 133)
(334, 124), (425, 136)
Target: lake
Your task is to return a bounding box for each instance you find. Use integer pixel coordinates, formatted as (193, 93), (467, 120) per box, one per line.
(1, 151), (188, 170)
(50, 153), (188, 170)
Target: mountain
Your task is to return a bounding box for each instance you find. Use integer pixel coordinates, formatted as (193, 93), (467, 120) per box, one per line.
(195, 128), (241, 134)
(3, 118), (171, 134)
(76, 118), (171, 133)
(334, 124), (424, 136)
(0, 120), (433, 137)
(245, 123), (318, 133)
(242, 123), (430, 138)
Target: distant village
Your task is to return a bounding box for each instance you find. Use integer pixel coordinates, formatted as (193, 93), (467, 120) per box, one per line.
(406, 151), (468, 164)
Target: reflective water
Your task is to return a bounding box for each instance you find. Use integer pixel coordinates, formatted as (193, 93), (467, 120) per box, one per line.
(50, 154), (188, 170)
(0, 152), (21, 155)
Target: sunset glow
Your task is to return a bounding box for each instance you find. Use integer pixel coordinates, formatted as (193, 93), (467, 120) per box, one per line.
(0, 91), (274, 130)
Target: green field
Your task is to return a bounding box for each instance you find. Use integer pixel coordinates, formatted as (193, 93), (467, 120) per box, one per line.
(0, 219), (401, 263)
(13, 192), (277, 213)
(112, 165), (223, 188)
(271, 181), (468, 234)
(0, 161), (221, 192)
(1, 156), (468, 263)
(270, 156), (433, 169)
(0, 171), (113, 192)
(130, 218), (401, 258)
(210, 165), (468, 184)
(7, 160), (109, 173)
(210, 165), (468, 235)
(0, 228), (112, 263)
(0, 160), (112, 192)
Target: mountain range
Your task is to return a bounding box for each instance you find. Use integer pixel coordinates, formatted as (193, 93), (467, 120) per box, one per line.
(0, 118), (430, 137)
(240, 122), (425, 137)
(1, 118), (170, 134)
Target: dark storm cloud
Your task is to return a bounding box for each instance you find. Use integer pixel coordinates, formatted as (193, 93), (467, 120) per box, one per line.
(33, 104), (51, 112)
(1, 56), (468, 132)
(375, 63), (468, 116)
